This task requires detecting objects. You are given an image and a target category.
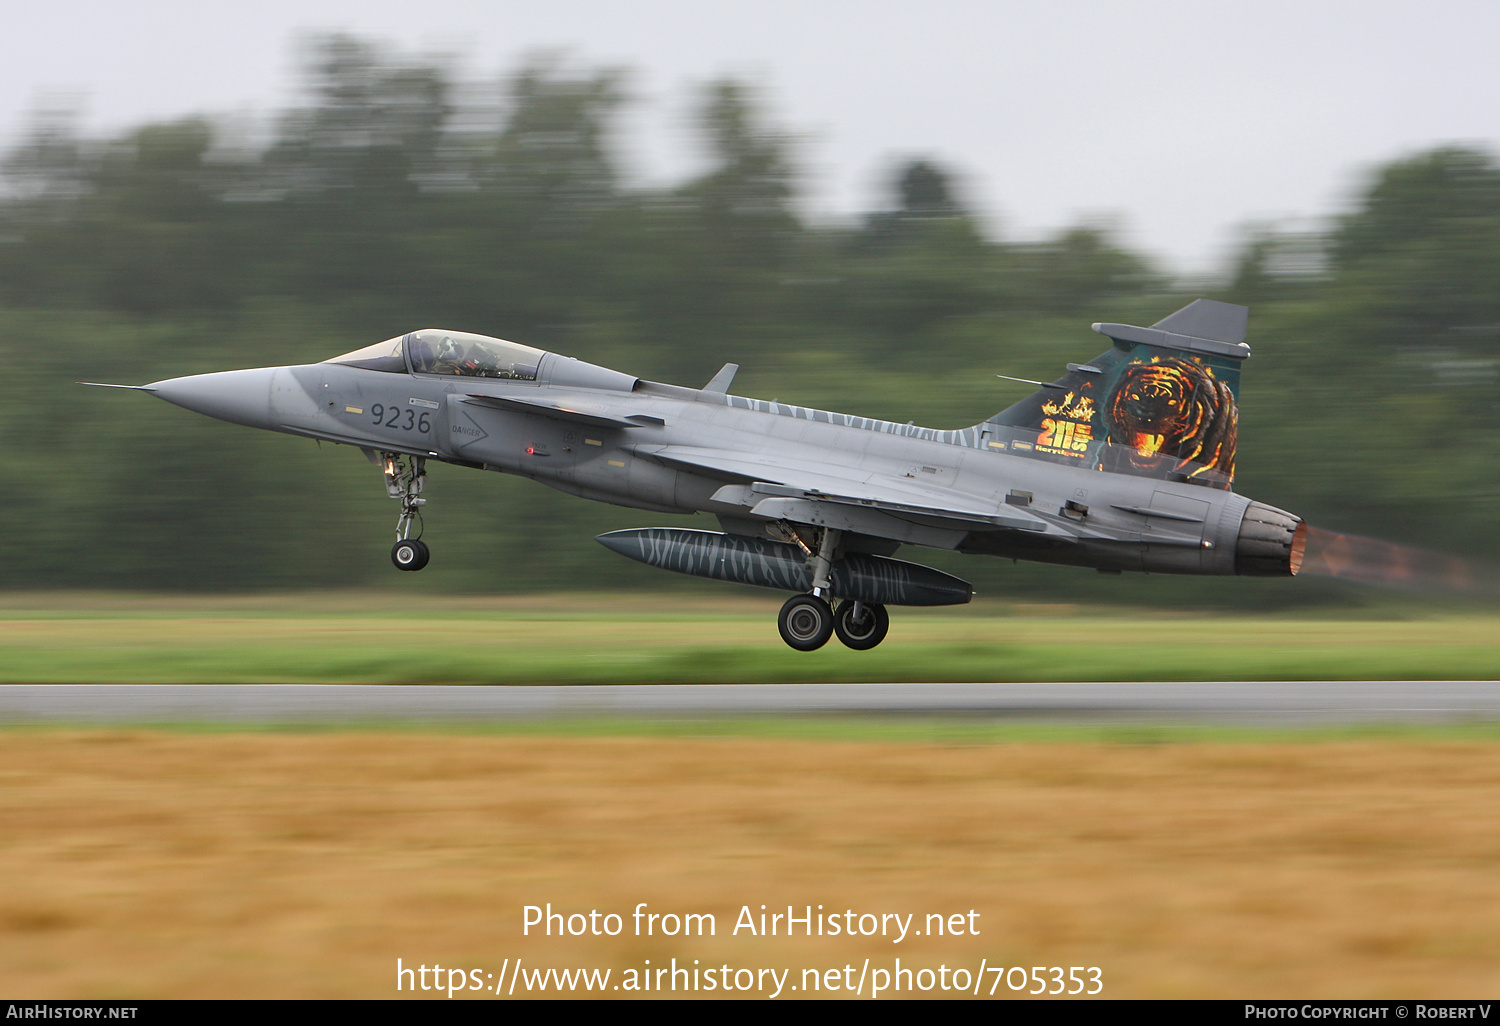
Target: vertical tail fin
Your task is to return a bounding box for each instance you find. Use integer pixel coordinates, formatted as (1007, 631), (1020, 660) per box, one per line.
(982, 300), (1250, 487)
(1147, 298), (1248, 347)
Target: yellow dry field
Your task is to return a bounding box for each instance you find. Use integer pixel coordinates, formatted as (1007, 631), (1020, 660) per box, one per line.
(3, 730), (1499, 999)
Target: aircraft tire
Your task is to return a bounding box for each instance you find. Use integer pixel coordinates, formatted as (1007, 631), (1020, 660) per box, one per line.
(778, 594), (833, 651)
(834, 600), (889, 650)
(391, 538), (430, 571)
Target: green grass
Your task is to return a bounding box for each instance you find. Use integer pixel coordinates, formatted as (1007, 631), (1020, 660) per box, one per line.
(0, 592), (1495, 684)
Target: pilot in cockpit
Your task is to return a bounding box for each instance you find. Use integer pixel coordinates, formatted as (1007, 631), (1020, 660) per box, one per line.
(433, 336), (468, 374)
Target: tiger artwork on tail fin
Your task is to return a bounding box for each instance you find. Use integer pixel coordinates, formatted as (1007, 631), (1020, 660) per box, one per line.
(983, 299), (1250, 489)
(1107, 355), (1237, 480)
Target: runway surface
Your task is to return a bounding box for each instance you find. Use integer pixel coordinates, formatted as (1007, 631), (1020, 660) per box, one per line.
(2, 681), (1500, 726)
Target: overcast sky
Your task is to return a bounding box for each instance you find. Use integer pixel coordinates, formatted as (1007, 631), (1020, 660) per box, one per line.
(7, 0), (1500, 275)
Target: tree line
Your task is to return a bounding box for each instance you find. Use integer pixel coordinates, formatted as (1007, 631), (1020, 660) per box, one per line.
(0, 35), (1494, 602)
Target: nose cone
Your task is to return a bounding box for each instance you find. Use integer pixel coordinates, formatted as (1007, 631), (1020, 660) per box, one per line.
(146, 367), (278, 430)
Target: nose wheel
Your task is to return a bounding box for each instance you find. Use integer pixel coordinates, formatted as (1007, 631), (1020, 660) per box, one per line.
(392, 538), (430, 571)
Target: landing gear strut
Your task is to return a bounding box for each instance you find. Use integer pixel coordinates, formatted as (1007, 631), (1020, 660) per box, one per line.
(381, 452), (430, 571)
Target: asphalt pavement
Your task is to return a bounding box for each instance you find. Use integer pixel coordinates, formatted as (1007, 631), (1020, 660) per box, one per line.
(2, 681), (1500, 726)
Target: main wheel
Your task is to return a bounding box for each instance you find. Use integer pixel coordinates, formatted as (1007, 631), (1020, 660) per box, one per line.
(778, 594), (833, 651)
(391, 538), (430, 571)
(834, 600), (889, 650)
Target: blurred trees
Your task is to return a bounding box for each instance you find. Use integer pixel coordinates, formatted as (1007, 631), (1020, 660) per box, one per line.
(0, 34), (1495, 602)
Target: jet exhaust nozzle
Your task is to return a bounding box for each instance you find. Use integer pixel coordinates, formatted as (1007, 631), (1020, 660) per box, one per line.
(1235, 501), (1306, 577)
(596, 528), (973, 606)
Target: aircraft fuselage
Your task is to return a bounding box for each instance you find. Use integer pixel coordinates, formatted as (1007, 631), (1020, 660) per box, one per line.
(150, 352), (1282, 578)
(116, 300), (1305, 650)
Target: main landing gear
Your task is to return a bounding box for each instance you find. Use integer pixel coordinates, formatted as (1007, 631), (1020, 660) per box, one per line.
(381, 452), (430, 571)
(833, 599), (889, 650)
(774, 525), (891, 652)
(776, 595), (890, 652)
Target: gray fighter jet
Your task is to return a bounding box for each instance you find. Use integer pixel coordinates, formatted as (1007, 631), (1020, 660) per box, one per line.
(85, 299), (1303, 650)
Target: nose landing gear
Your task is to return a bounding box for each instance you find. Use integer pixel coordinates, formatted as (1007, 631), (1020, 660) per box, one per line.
(380, 452), (430, 571)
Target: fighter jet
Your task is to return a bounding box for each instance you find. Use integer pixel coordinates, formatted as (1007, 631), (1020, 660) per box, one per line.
(84, 299), (1304, 651)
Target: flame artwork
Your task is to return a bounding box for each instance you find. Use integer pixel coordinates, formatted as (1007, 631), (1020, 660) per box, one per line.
(1041, 392), (1096, 421)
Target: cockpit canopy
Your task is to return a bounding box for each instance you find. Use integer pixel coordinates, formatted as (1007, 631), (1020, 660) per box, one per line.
(324, 329), (546, 381)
